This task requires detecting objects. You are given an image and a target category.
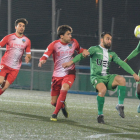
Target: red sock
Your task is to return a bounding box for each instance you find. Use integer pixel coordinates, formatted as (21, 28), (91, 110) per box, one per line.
(51, 102), (56, 107)
(53, 90), (67, 115)
(0, 88), (4, 95)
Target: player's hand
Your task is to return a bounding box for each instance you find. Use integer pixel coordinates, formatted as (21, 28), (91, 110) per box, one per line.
(119, 58), (128, 68)
(38, 60), (46, 67)
(25, 56), (30, 63)
(62, 61), (73, 68)
(133, 73), (140, 82)
(82, 49), (89, 58)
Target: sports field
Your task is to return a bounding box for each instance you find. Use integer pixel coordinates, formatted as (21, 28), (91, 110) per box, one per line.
(0, 89), (140, 140)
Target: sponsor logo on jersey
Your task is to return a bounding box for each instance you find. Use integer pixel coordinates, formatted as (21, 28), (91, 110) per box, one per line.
(58, 47), (61, 49)
(12, 38), (16, 40)
(22, 39), (26, 43)
(68, 44), (72, 49)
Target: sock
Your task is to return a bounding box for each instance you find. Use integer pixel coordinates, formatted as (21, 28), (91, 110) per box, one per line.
(136, 93), (140, 100)
(117, 86), (126, 104)
(97, 95), (105, 115)
(53, 90), (67, 115)
(0, 88), (4, 95)
(51, 102), (56, 107)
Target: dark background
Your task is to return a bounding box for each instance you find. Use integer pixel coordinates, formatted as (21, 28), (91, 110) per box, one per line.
(0, 0), (140, 75)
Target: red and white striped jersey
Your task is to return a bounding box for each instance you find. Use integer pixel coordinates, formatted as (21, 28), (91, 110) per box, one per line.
(0, 33), (31, 70)
(41, 39), (84, 77)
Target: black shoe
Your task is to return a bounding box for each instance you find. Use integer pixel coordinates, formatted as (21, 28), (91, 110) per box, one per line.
(50, 114), (57, 121)
(61, 102), (69, 118)
(97, 114), (105, 124)
(116, 104), (125, 118)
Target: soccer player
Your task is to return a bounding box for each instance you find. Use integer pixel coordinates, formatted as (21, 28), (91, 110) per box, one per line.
(123, 41), (140, 113)
(0, 18), (31, 95)
(38, 25), (85, 121)
(62, 32), (140, 124)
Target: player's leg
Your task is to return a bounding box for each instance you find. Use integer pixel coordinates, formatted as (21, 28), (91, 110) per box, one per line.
(111, 75), (126, 118)
(0, 64), (9, 95)
(0, 76), (6, 95)
(50, 77), (62, 121)
(136, 70), (140, 113)
(96, 83), (107, 124)
(51, 75), (75, 120)
(136, 84), (140, 113)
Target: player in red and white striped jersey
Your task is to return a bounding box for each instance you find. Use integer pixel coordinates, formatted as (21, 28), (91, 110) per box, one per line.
(0, 18), (31, 95)
(38, 25), (86, 121)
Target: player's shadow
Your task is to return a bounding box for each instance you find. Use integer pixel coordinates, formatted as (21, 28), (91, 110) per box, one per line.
(0, 109), (120, 134)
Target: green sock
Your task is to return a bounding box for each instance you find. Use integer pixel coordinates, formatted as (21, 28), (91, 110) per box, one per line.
(136, 93), (140, 100)
(117, 86), (126, 104)
(97, 95), (105, 115)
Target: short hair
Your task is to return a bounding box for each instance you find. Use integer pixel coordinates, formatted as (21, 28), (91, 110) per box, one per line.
(57, 25), (73, 38)
(101, 32), (112, 38)
(15, 18), (28, 26)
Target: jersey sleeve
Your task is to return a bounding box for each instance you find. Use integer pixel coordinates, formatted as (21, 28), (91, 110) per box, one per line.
(40, 42), (54, 61)
(88, 46), (96, 56)
(112, 52), (121, 64)
(74, 39), (84, 54)
(25, 39), (31, 54)
(0, 35), (9, 47)
(127, 41), (140, 61)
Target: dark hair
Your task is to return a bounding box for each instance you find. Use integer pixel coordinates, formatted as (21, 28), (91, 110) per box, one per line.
(101, 32), (112, 38)
(15, 18), (28, 26)
(57, 25), (73, 38)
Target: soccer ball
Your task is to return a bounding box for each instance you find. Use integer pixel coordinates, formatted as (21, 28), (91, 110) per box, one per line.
(134, 25), (140, 39)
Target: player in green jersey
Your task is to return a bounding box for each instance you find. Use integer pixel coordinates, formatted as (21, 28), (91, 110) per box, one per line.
(62, 32), (140, 124)
(123, 41), (140, 113)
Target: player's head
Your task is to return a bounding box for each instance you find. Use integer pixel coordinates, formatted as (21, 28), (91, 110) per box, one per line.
(100, 32), (112, 49)
(15, 18), (28, 35)
(57, 25), (73, 43)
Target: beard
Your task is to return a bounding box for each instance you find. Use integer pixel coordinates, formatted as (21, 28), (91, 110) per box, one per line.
(103, 41), (111, 49)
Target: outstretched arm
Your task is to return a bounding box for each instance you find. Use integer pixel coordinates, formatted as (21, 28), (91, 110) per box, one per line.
(125, 41), (140, 62)
(62, 53), (85, 68)
(118, 60), (139, 82)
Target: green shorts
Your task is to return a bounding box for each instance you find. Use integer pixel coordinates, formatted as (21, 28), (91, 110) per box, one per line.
(137, 70), (140, 84)
(90, 74), (117, 91)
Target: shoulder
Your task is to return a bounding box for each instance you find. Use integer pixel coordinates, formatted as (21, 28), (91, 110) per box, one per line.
(47, 40), (60, 48)
(23, 35), (31, 42)
(71, 38), (79, 44)
(89, 45), (100, 50)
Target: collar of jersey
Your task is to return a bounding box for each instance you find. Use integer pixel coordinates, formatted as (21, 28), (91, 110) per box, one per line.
(99, 45), (108, 51)
(14, 33), (24, 38)
(59, 39), (69, 45)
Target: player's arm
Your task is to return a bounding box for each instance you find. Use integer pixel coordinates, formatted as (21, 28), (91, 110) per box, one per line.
(62, 46), (95, 68)
(118, 60), (139, 81)
(25, 40), (31, 63)
(0, 36), (8, 47)
(38, 42), (54, 67)
(25, 54), (31, 63)
(62, 53), (85, 68)
(113, 53), (139, 81)
(124, 41), (140, 63)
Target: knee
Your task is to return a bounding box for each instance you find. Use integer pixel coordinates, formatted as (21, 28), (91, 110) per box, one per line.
(61, 83), (70, 91)
(117, 76), (126, 86)
(98, 86), (107, 97)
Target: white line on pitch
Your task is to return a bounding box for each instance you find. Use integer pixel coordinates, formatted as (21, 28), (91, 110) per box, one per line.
(86, 132), (139, 139)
